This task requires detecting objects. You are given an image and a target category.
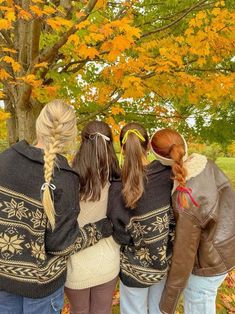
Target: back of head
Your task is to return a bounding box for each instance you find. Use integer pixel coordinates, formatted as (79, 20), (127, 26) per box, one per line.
(120, 122), (149, 209)
(151, 128), (189, 208)
(73, 120), (120, 202)
(36, 99), (77, 230)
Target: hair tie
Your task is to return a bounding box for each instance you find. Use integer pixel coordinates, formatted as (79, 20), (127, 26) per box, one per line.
(89, 132), (110, 142)
(88, 132), (110, 181)
(176, 186), (199, 210)
(122, 129), (145, 145)
(41, 182), (56, 191)
(40, 182), (56, 207)
(119, 129), (145, 166)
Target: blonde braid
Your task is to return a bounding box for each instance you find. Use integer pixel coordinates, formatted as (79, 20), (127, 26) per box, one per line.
(36, 100), (77, 230)
(42, 121), (64, 230)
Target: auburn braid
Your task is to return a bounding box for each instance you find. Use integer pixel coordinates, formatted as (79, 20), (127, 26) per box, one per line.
(170, 144), (188, 208)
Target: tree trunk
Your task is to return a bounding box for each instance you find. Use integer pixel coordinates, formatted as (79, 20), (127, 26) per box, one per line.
(17, 100), (43, 144)
(5, 97), (43, 145)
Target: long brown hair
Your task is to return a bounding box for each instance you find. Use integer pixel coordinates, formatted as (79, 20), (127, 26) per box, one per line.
(151, 128), (188, 208)
(120, 122), (149, 209)
(73, 121), (120, 201)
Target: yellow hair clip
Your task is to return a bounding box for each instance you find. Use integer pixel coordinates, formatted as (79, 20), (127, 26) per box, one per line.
(119, 129), (145, 166)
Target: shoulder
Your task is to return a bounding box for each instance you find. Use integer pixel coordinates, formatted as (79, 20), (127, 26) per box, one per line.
(148, 159), (171, 172)
(184, 153), (208, 180)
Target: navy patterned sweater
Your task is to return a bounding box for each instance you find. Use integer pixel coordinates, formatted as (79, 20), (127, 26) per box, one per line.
(0, 141), (112, 298)
(107, 160), (175, 288)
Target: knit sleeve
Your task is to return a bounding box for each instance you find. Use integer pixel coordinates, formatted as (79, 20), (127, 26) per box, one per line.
(107, 180), (132, 246)
(45, 174), (113, 256)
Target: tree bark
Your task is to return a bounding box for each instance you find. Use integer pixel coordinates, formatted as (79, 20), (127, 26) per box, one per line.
(5, 99), (18, 145)
(17, 100), (43, 143)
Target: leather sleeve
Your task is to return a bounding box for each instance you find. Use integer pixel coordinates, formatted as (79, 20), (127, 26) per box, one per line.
(159, 212), (201, 314)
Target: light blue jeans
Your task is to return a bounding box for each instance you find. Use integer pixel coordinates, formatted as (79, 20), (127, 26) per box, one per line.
(0, 286), (64, 314)
(184, 273), (227, 314)
(120, 279), (166, 314)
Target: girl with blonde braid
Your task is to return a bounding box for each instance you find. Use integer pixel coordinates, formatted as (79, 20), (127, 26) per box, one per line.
(107, 122), (174, 314)
(150, 128), (235, 314)
(0, 100), (112, 314)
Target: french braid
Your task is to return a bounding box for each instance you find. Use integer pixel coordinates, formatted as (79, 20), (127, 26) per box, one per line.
(36, 100), (77, 230)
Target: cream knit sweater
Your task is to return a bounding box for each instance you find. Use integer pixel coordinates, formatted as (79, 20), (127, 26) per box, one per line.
(65, 183), (120, 289)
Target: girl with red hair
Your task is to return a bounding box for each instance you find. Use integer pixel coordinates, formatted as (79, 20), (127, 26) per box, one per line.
(150, 128), (235, 314)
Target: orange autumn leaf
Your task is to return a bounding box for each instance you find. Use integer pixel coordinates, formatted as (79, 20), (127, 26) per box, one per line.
(34, 62), (48, 68)
(30, 5), (44, 17)
(79, 44), (99, 59)
(0, 110), (10, 121)
(2, 56), (21, 72)
(19, 74), (42, 88)
(0, 19), (12, 30)
(111, 105), (125, 115)
(0, 68), (11, 80)
(2, 47), (17, 53)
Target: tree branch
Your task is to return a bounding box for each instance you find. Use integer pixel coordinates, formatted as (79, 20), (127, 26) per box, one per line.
(31, 0), (98, 71)
(141, 0), (208, 38)
(77, 89), (123, 124)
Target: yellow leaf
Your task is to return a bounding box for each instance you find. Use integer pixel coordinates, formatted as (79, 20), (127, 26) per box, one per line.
(19, 74), (42, 88)
(47, 17), (73, 30)
(18, 8), (32, 20)
(0, 69), (11, 80)
(111, 105), (125, 115)
(76, 11), (86, 19)
(42, 6), (56, 15)
(76, 20), (90, 30)
(2, 47), (17, 53)
(0, 109), (10, 122)
(6, 10), (15, 22)
(96, 0), (107, 9)
(196, 11), (207, 20)
(2, 56), (21, 72)
(197, 57), (206, 67)
(34, 62), (48, 68)
(0, 19), (12, 30)
(68, 34), (80, 46)
(212, 8), (221, 16)
(189, 19), (196, 27)
(30, 5), (44, 17)
(159, 47), (168, 57)
(185, 27), (194, 36)
(79, 44), (99, 59)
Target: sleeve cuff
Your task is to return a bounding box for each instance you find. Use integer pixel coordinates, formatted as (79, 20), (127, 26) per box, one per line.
(159, 286), (182, 314)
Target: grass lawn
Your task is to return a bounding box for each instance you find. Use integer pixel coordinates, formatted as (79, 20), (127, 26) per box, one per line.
(63, 157), (235, 314)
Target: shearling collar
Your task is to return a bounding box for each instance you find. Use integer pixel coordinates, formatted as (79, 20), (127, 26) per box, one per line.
(184, 153), (208, 180)
(12, 140), (77, 174)
(171, 153), (208, 193)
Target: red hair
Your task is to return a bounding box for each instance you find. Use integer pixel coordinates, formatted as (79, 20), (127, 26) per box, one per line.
(151, 129), (189, 209)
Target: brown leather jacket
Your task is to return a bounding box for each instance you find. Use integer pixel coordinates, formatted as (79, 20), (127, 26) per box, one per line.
(159, 154), (235, 314)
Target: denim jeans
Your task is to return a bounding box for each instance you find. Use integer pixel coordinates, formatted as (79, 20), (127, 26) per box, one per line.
(0, 286), (64, 314)
(120, 279), (166, 314)
(184, 273), (227, 314)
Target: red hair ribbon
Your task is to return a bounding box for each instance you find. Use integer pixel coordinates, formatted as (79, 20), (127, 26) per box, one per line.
(176, 186), (199, 210)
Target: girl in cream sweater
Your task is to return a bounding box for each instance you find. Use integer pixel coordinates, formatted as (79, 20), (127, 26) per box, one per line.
(65, 121), (120, 314)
